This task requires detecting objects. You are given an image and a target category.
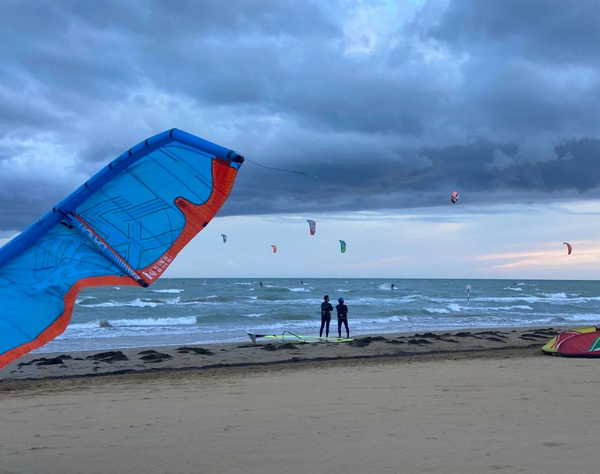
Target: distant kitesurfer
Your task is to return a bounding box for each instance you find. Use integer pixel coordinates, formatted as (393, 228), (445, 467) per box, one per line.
(391, 283), (395, 291)
(336, 298), (350, 339)
(465, 284), (471, 302)
(259, 281), (263, 288)
(320, 295), (333, 338)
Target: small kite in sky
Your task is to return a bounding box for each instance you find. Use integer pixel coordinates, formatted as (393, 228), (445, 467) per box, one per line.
(306, 219), (316, 236)
(563, 242), (572, 255)
(271, 244), (278, 253)
(221, 234), (227, 243)
(339, 240), (347, 253)
(450, 191), (459, 204)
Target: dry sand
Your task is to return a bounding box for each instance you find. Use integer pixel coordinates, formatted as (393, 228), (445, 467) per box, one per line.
(1, 328), (599, 474)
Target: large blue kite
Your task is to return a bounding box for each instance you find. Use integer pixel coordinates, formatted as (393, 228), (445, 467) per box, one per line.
(0, 129), (243, 367)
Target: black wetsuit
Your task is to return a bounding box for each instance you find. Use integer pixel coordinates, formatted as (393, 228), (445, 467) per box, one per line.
(336, 303), (349, 338)
(320, 301), (333, 337)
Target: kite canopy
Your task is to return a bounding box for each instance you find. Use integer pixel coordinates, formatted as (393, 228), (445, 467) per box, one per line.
(271, 245), (278, 253)
(542, 327), (600, 357)
(221, 234), (227, 244)
(339, 240), (347, 253)
(306, 219), (316, 236)
(563, 242), (573, 255)
(0, 128), (243, 368)
(450, 191), (459, 204)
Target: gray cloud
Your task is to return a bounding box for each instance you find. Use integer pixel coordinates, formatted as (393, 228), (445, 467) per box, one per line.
(222, 137), (600, 216)
(1, 0), (600, 230)
(432, 0), (600, 65)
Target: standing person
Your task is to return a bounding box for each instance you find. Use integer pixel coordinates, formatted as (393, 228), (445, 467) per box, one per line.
(320, 295), (333, 338)
(465, 284), (471, 303)
(336, 297), (350, 339)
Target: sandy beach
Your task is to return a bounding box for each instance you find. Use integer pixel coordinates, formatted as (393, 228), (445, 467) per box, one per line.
(3, 327), (599, 473)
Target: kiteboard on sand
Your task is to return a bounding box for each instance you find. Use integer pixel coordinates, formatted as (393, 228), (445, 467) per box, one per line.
(542, 327), (600, 356)
(247, 331), (353, 344)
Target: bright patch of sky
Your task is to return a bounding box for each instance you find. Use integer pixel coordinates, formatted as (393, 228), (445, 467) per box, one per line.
(342, 0), (420, 55)
(163, 199), (600, 279)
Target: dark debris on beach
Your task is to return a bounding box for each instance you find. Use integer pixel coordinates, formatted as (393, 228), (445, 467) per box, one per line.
(18, 354), (73, 367)
(86, 351), (128, 363)
(176, 346), (215, 356)
(350, 336), (387, 347)
(138, 350), (172, 363)
(262, 343), (298, 351)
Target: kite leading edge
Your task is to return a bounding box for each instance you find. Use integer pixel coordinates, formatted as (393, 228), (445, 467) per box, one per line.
(0, 128), (244, 368)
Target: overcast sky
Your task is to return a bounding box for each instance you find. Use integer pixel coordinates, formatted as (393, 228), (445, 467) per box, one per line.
(1, 0), (600, 278)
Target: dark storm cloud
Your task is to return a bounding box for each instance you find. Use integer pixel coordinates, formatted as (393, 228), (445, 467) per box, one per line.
(427, 0), (600, 139)
(1, 0), (600, 231)
(222, 138), (600, 216)
(432, 0), (600, 65)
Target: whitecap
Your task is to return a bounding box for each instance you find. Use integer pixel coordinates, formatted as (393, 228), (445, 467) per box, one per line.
(562, 314), (600, 322)
(83, 297), (182, 308)
(424, 307), (451, 314)
(541, 292), (568, 298)
(69, 315), (198, 329)
(481, 305), (533, 311)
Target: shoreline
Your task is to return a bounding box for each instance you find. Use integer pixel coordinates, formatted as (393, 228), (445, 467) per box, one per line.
(34, 320), (570, 355)
(0, 325), (561, 385)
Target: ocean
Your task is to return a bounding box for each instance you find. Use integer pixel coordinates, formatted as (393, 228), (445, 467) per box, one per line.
(37, 278), (600, 353)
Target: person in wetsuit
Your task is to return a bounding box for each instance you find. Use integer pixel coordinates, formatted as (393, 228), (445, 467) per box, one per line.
(336, 297), (349, 338)
(320, 295), (333, 338)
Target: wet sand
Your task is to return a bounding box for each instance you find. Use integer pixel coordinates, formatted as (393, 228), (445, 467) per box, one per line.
(0, 326), (559, 381)
(2, 341), (600, 474)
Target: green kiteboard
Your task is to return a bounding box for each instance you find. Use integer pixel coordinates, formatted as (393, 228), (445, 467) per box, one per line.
(247, 331), (353, 344)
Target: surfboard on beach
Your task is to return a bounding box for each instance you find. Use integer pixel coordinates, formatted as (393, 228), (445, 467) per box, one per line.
(247, 332), (353, 344)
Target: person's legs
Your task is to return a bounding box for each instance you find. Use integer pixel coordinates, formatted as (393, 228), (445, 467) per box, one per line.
(342, 319), (349, 338)
(320, 317), (326, 337)
(325, 318), (330, 337)
(338, 319), (342, 338)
